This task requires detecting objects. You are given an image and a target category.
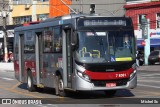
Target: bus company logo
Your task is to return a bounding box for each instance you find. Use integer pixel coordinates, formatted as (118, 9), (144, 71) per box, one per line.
(2, 99), (11, 104)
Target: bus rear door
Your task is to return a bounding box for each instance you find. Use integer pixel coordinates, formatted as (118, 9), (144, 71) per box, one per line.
(19, 33), (24, 82)
(35, 32), (43, 87)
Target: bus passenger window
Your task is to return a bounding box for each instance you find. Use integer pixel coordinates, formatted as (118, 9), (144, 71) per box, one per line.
(44, 43), (51, 52)
(43, 29), (53, 53)
(53, 27), (62, 52)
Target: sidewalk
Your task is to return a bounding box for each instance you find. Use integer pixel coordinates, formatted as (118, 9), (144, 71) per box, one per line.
(0, 62), (14, 72)
(137, 65), (160, 72)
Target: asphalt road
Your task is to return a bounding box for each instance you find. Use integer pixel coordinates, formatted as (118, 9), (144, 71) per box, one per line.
(0, 67), (160, 107)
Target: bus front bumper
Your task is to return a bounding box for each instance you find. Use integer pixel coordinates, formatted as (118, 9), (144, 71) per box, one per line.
(75, 73), (137, 91)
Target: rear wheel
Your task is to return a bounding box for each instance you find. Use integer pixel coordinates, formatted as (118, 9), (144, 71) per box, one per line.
(104, 90), (117, 97)
(27, 71), (35, 92)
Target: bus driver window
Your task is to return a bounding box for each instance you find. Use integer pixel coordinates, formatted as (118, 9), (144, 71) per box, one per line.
(124, 34), (130, 48)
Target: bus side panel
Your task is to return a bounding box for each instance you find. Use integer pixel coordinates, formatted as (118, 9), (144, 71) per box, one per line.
(24, 54), (36, 83)
(14, 60), (19, 81)
(42, 53), (62, 88)
(14, 32), (20, 81)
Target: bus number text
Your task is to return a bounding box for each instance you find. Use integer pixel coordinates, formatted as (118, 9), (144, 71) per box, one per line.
(116, 73), (127, 78)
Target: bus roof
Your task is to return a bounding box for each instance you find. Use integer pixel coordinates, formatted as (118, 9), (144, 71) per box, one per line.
(14, 13), (132, 32)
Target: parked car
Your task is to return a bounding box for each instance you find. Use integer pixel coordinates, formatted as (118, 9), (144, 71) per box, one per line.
(148, 50), (160, 65)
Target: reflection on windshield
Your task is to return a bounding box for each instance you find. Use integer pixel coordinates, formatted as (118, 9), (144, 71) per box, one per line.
(76, 30), (135, 63)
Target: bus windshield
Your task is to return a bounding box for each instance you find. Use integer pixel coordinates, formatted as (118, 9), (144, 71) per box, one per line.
(76, 30), (135, 63)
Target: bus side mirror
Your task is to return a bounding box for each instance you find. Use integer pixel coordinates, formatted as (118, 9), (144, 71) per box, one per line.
(71, 32), (78, 50)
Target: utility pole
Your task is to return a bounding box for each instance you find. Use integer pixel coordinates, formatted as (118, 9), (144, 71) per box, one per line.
(144, 19), (150, 65)
(2, 0), (8, 62)
(80, 0), (83, 13)
(141, 16), (150, 65)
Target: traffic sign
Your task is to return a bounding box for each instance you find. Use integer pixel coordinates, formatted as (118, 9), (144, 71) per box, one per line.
(141, 18), (148, 39)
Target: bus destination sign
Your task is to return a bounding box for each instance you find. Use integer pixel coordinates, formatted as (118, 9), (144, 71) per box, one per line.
(83, 20), (126, 26)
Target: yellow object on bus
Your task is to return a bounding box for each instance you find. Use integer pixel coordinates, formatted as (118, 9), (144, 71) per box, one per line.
(116, 57), (132, 61)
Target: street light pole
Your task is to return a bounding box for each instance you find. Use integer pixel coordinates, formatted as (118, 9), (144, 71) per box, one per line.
(80, 0), (83, 13)
(2, 0), (8, 62)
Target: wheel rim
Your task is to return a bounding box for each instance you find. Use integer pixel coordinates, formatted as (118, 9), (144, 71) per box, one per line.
(28, 75), (31, 88)
(58, 79), (64, 91)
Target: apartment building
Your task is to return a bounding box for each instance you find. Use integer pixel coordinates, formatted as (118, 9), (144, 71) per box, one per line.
(0, 0), (49, 60)
(0, 0), (10, 26)
(9, 0), (49, 25)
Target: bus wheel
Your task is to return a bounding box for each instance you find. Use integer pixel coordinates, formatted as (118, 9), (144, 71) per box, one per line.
(104, 90), (117, 97)
(56, 75), (67, 97)
(27, 71), (35, 92)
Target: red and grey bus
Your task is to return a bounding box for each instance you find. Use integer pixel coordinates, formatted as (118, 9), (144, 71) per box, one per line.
(14, 14), (137, 97)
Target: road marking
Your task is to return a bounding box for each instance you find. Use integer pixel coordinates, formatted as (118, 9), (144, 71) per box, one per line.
(34, 104), (47, 107)
(0, 85), (64, 102)
(135, 89), (160, 96)
(138, 77), (160, 80)
(0, 85), (44, 98)
(10, 82), (21, 90)
(35, 104), (58, 107)
(139, 73), (160, 77)
(47, 104), (58, 107)
(0, 77), (14, 80)
(138, 80), (160, 83)
(138, 84), (160, 89)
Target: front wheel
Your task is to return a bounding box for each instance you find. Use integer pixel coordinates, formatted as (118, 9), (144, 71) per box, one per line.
(56, 75), (67, 97)
(27, 71), (35, 92)
(104, 90), (117, 97)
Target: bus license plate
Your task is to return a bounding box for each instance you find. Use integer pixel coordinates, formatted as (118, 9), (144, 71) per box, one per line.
(106, 83), (116, 87)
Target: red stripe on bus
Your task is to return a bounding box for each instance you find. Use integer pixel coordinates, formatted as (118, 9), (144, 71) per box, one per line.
(84, 68), (134, 80)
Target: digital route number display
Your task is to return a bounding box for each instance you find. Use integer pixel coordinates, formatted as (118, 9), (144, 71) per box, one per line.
(84, 20), (126, 26)
(77, 17), (132, 28)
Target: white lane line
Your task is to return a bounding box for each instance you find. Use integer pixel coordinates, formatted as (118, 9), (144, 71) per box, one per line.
(138, 77), (160, 79)
(34, 104), (47, 107)
(47, 104), (58, 107)
(139, 73), (160, 77)
(0, 77), (14, 80)
(138, 80), (160, 83)
(34, 104), (58, 107)
(138, 84), (160, 89)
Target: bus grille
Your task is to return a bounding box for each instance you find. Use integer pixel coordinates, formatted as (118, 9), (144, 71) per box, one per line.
(91, 78), (129, 87)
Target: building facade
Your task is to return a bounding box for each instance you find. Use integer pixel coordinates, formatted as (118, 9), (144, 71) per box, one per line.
(49, 0), (71, 17)
(0, 0), (49, 61)
(71, 0), (126, 16)
(9, 0), (49, 25)
(0, 0), (10, 26)
(124, 0), (160, 50)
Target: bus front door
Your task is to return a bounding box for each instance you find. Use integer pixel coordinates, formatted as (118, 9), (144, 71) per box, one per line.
(63, 27), (73, 88)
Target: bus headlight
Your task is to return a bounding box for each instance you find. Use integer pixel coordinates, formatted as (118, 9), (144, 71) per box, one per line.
(77, 70), (90, 82)
(130, 70), (136, 80)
